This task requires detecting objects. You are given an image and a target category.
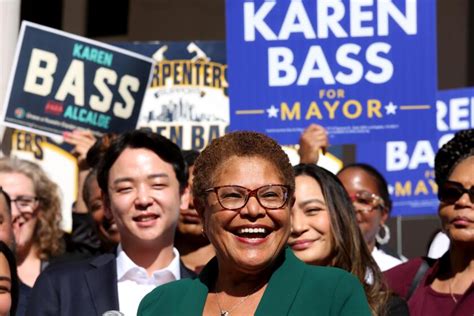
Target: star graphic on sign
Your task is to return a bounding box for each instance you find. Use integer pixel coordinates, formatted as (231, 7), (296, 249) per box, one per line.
(385, 102), (398, 115)
(266, 105), (279, 118)
(388, 184), (394, 195)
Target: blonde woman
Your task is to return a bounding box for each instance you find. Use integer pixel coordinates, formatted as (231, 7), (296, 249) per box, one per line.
(0, 158), (63, 314)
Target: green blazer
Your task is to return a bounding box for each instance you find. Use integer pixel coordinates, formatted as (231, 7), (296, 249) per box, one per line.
(139, 248), (370, 315)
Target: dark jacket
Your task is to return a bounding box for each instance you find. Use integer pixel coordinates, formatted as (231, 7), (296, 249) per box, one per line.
(26, 252), (195, 316)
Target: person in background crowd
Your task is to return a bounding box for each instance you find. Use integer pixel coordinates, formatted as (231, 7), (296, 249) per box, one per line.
(139, 131), (370, 315)
(62, 130), (104, 256)
(0, 188), (14, 250)
(337, 163), (403, 271)
(27, 129), (195, 316)
(64, 131), (120, 256)
(175, 150), (214, 273)
(0, 158), (64, 315)
(0, 241), (19, 316)
(289, 164), (408, 316)
(83, 132), (120, 253)
(82, 168), (120, 253)
(385, 128), (474, 315)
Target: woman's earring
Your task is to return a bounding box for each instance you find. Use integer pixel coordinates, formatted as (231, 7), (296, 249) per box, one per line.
(376, 224), (390, 245)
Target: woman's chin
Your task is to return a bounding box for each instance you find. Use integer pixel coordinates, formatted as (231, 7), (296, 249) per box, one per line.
(232, 260), (274, 275)
(292, 249), (329, 266)
(14, 242), (28, 258)
(225, 249), (281, 274)
(447, 229), (474, 244)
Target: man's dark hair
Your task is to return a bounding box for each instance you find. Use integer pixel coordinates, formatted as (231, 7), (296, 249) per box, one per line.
(82, 169), (98, 210)
(182, 149), (200, 168)
(97, 129), (187, 195)
(86, 133), (118, 168)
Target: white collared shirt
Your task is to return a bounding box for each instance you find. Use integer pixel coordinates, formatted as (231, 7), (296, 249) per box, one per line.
(427, 231), (450, 259)
(116, 245), (181, 316)
(371, 246), (403, 272)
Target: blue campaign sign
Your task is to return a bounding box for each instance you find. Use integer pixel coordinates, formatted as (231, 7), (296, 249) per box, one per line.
(436, 87), (474, 137)
(355, 87), (474, 217)
(357, 139), (439, 217)
(226, 0), (437, 145)
(1, 21), (154, 137)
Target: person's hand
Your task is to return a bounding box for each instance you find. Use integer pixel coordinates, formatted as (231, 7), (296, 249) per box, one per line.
(63, 130), (96, 170)
(298, 124), (329, 164)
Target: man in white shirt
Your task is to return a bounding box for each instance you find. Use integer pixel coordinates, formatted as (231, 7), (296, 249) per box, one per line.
(27, 130), (195, 316)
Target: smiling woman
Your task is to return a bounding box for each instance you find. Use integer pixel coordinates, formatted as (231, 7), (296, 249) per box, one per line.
(0, 158), (63, 316)
(288, 164), (408, 316)
(139, 131), (370, 316)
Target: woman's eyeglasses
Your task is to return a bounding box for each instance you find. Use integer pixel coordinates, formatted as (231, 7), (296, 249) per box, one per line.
(11, 196), (39, 225)
(349, 191), (385, 214)
(11, 195), (39, 212)
(438, 180), (474, 204)
(206, 184), (290, 210)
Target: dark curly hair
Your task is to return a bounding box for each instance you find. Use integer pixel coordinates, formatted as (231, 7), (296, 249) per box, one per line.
(435, 128), (474, 186)
(192, 131), (294, 205)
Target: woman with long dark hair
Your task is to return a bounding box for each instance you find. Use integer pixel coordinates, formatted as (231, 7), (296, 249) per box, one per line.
(289, 164), (407, 315)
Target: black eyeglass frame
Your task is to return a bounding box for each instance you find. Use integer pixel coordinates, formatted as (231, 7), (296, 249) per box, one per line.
(438, 180), (474, 204)
(10, 195), (40, 209)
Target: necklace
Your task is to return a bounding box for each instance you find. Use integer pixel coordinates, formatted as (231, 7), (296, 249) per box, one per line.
(448, 278), (458, 304)
(215, 285), (259, 316)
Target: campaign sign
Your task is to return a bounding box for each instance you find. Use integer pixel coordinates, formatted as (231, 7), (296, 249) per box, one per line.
(436, 87), (474, 139)
(355, 87), (474, 217)
(357, 139), (438, 216)
(226, 0), (437, 145)
(115, 41), (229, 150)
(1, 21), (154, 138)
